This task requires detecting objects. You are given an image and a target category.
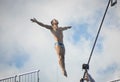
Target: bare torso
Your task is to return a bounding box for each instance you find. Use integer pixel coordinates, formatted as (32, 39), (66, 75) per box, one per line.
(50, 26), (63, 43)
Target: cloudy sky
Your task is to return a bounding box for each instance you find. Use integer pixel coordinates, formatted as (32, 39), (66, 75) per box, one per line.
(0, 0), (120, 82)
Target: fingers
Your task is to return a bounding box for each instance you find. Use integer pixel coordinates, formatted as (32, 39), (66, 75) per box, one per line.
(30, 18), (37, 22)
(33, 18), (36, 20)
(69, 26), (72, 28)
(30, 19), (33, 22)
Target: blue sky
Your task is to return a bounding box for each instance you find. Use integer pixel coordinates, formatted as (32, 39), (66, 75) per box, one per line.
(0, 0), (120, 82)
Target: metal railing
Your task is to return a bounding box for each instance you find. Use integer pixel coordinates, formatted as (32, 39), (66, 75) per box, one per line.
(0, 76), (17, 82)
(0, 70), (40, 82)
(19, 70), (40, 82)
(110, 79), (120, 82)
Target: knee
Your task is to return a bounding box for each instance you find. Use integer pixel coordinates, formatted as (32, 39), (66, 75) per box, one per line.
(59, 55), (64, 61)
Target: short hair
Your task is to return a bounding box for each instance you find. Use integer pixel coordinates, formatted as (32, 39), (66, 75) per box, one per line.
(51, 19), (59, 25)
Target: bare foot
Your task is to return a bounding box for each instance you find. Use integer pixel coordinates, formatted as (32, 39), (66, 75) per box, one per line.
(64, 70), (67, 77)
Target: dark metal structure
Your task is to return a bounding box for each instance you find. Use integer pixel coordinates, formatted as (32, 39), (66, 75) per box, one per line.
(80, 0), (117, 82)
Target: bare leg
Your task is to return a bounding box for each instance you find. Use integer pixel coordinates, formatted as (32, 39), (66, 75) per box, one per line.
(55, 45), (67, 77)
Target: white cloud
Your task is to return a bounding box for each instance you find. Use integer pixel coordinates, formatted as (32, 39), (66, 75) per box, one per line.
(0, 0), (120, 82)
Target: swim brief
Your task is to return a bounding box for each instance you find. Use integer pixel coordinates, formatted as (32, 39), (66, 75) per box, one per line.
(55, 42), (64, 48)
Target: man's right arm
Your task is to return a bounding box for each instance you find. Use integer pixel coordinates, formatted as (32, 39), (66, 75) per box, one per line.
(30, 18), (52, 29)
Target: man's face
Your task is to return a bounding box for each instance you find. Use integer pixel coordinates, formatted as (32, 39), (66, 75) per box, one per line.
(51, 19), (59, 26)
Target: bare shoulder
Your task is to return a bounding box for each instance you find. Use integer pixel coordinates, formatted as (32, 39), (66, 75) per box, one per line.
(59, 27), (63, 29)
(45, 25), (52, 29)
(58, 27), (63, 30)
(59, 26), (72, 31)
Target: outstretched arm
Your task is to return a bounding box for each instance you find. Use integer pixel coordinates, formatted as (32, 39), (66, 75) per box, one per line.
(30, 18), (52, 29)
(61, 26), (72, 31)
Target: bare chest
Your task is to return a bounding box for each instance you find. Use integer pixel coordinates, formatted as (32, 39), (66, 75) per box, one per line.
(50, 29), (63, 38)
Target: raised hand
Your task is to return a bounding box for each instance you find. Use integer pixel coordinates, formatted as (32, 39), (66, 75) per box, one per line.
(68, 26), (72, 29)
(30, 18), (37, 23)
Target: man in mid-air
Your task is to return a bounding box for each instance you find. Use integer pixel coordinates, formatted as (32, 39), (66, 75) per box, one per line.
(31, 18), (71, 77)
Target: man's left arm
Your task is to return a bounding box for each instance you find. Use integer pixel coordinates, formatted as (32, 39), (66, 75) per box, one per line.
(61, 26), (72, 31)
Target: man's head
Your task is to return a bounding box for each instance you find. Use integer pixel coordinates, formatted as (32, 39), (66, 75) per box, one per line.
(51, 19), (59, 26)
